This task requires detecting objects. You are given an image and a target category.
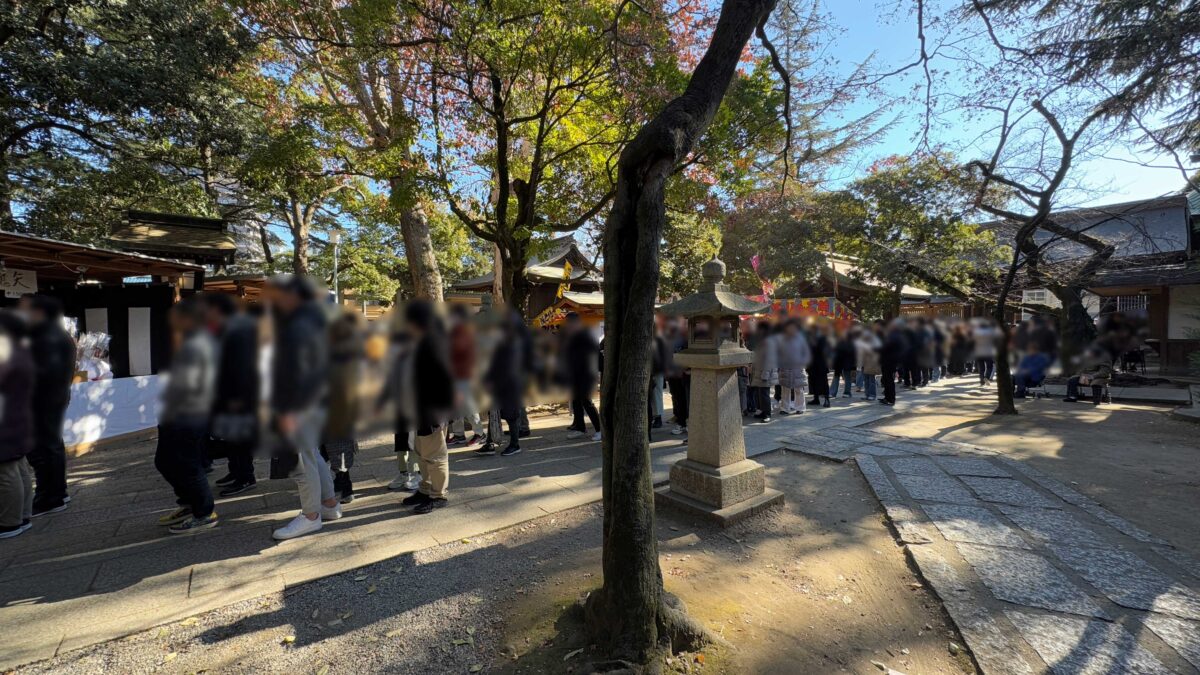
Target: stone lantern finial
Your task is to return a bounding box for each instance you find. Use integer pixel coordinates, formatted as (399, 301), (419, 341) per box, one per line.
(701, 256), (726, 290)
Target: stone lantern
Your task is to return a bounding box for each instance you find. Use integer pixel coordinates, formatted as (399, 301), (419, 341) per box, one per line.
(655, 257), (784, 525)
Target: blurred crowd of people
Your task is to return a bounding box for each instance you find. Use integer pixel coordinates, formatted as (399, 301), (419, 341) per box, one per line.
(0, 277), (615, 541)
(0, 277), (1155, 541)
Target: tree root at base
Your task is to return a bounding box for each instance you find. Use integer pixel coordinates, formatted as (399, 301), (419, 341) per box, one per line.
(582, 590), (726, 674)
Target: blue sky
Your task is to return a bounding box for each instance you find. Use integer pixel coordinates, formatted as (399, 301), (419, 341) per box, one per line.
(818, 1), (1195, 207)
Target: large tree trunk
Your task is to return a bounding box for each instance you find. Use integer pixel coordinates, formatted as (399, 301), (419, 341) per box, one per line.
(992, 306), (1017, 415)
(503, 239), (532, 319)
(1053, 284), (1095, 370)
(397, 200), (445, 302)
(585, 0), (777, 667)
(491, 242), (505, 303)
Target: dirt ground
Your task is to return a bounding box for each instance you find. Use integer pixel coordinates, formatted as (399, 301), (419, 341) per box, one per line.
(17, 451), (970, 675)
(868, 385), (1200, 560)
(496, 451), (973, 675)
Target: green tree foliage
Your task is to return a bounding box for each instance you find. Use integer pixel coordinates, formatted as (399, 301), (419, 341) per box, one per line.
(428, 0), (676, 315)
(0, 0), (251, 227)
(837, 153), (1003, 314)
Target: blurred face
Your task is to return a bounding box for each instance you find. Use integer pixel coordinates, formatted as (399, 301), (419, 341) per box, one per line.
(266, 286), (300, 315)
(17, 297), (44, 325)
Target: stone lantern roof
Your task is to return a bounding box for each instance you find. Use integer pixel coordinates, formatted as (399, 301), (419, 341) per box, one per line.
(657, 256), (771, 317)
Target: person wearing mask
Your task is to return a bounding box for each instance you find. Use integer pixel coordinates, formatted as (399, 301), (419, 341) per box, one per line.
(806, 321), (832, 408)
(561, 313), (602, 441)
(17, 295), (75, 516)
(205, 294), (261, 498)
(323, 310), (363, 504)
(388, 301), (455, 514)
(776, 320), (811, 415)
(880, 319), (909, 406)
(856, 326), (882, 401)
(266, 275), (339, 541)
(831, 326), (858, 399)
(481, 310), (530, 457)
(0, 312), (35, 538)
(155, 297), (220, 533)
(447, 304), (482, 446)
(749, 322), (779, 422)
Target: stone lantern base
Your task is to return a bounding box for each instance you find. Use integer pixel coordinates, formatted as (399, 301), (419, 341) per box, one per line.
(655, 458), (784, 527)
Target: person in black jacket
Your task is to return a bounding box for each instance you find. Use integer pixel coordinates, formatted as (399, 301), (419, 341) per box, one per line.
(482, 310), (531, 457)
(561, 313), (601, 441)
(880, 319), (909, 406)
(831, 327), (858, 399)
(394, 300), (455, 514)
(204, 294), (261, 497)
(17, 295), (75, 516)
(0, 311), (35, 538)
(806, 321), (832, 408)
(266, 275), (338, 541)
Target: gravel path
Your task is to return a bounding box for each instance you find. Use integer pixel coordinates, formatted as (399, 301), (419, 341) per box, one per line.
(18, 505), (603, 675)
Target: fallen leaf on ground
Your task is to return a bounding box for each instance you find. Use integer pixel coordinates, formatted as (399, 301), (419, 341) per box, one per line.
(466, 627), (476, 635)
(180, 617), (199, 627)
(564, 648), (584, 661)
(367, 585), (377, 594)
(469, 666), (483, 673)
(385, 629), (403, 638)
(340, 611), (353, 620)
(311, 609), (319, 619)
(316, 665), (329, 675)
(164, 652), (178, 662)
(354, 575), (368, 582)
(872, 660), (887, 671)
(282, 635), (296, 645)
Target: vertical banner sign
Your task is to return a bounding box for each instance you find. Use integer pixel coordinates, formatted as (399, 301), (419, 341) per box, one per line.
(128, 307), (153, 376)
(556, 261), (573, 299)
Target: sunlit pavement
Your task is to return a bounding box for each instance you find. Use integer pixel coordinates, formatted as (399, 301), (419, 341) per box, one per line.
(0, 378), (977, 669)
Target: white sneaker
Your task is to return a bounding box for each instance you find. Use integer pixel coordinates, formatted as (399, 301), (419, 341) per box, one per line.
(321, 503), (343, 521)
(591, 432), (601, 442)
(565, 430), (585, 439)
(671, 425), (685, 435)
(388, 474), (409, 490)
(273, 514), (322, 541)
(404, 473), (422, 491)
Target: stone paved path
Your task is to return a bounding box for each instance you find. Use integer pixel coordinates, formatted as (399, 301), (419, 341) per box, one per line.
(0, 378), (978, 670)
(782, 425), (1200, 674)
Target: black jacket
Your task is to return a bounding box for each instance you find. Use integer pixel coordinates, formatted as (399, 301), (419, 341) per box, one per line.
(271, 302), (328, 414)
(484, 327), (531, 418)
(881, 328), (909, 368)
(0, 341), (34, 462)
(832, 337), (857, 373)
(214, 315), (260, 415)
(563, 329), (600, 392)
(30, 321), (74, 413)
(396, 334), (454, 435)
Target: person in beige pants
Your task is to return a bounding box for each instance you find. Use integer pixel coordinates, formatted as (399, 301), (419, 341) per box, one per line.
(395, 300), (456, 515)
